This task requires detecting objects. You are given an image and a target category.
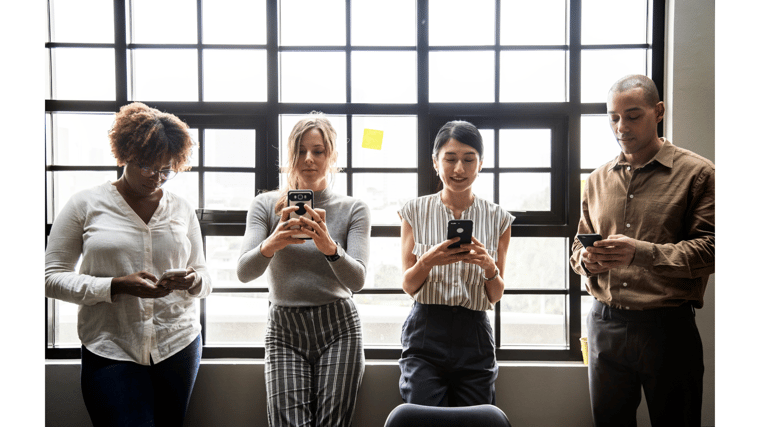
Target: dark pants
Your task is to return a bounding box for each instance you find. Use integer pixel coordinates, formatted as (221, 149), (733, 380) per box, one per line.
(399, 303), (498, 407)
(587, 299), (703, 427)
(80, 334), (202, 427)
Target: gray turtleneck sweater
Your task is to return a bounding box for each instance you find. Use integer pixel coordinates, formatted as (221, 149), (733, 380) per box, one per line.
(237, 188), (371, 307)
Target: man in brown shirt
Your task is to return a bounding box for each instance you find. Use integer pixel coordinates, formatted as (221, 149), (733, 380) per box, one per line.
(570, 74), (715, 427)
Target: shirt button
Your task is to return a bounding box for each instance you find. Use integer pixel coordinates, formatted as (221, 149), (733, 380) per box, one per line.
(623, 282), (628, 287)
(625, 306), (630, 310)
(629, 194), (634, 199)
(626, 223), (631, 228)
(627, 166), (631, 171)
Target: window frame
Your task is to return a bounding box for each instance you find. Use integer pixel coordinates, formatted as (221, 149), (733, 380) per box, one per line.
(45, 0), (666, 362)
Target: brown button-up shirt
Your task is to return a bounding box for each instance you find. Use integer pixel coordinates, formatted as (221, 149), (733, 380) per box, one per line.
(570, 139), (715, 310)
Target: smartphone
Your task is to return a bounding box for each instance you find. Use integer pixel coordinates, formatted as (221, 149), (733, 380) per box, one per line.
(288, 189), (314, 239)
(447, 219), (473, 249)
(577, 233), (603, 248)
(157, 268), (186, 285)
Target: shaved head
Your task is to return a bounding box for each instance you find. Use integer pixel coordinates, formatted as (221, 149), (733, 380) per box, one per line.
(608, 74), (660, 107)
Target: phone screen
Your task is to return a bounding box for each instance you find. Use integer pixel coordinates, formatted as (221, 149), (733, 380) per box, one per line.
(447, 220), (473, 249)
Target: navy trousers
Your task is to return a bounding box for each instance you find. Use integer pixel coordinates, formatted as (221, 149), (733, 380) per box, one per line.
(80, 334), (202, 427)
(587, 299), (704, 427)
(399, 303), (498, 407)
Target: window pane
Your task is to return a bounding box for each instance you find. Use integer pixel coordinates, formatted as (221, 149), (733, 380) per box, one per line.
(50, 0), (114, 43)
(351, 116), (417, 168)
(581, 115), (619, 169)
(204, 293), (268, 345)
(204, 129), (256, 167)
(581, 49), (647, 103)
(280, 0), (345, 46)
(51, 299), (79, 347)
(581, 0), (648, 45)
(280, 52), (346, 103)
(581, 295), (594, 338)
(580, 172), (590, 206)
(503, 237), (566, 289)
(206, 236), (268, 288)
(429, 51), (495, 103)
(161, 171), (199, 208)
(202, 0), (266, 44)
(500, 0), (565, 46)
(187, 129), (200, 168)
(364, 237), (403, 289)
(429, 0), (495, 46)
(51, 48), (115, 101)
(472, 172), (494, 203)
(499, 173), (550, 211)
(499, 129), (551, 168)
(351, 51), (416, 103)
(480, 129), (495, 168)
(501, 294), (566, 347)
(500, 51), (565, 102)
(48, 113), (117, 166)
(352, 173), (417, 225)
(47, 171), (115, 221)
(130, 0), (197, 44)
(351, 0), (416, 46)
(354, 293), (413, 346)
(130, 49), (199, 102)
(204, 172), (256, 210)
(203, 50), (267, 102)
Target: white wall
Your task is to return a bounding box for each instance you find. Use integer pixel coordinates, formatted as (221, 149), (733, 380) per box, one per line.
(43, 0), (716, 426)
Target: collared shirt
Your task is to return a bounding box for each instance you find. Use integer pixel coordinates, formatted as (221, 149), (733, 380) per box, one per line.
(45, 181), (211, 365)
(570, 139), (715, 310)
(400, 192), (514, 311)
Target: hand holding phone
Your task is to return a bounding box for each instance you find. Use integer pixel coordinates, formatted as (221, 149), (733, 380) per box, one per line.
(447, 220), (473, 249)
(577, 233), (603, 248)
(288, 190), (314, 239)
(157, 268), (187, 287)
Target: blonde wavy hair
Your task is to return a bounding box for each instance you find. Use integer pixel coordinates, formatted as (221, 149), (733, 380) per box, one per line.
(275, 112), (340, 213)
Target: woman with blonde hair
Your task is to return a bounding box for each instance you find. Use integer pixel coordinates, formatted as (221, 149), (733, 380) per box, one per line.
(238, 113), (371, 426)
(45, 102), (211, 426)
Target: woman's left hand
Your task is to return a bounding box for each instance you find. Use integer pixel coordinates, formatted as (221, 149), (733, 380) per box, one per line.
(298, 205), (339, 256)
(159, 267), (202, 295)
(461, 236), (498, 278)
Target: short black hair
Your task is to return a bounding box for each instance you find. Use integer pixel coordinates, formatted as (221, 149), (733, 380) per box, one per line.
(608, 74), (660, 106)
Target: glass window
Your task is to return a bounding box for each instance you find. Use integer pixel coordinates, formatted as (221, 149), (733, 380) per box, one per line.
(204, 293), (269, 345)
(129, 0), (197, 44)
(203, 50), (267, 102)
(49, 0), (114, 43)
(503, 238), (567, 290)
(581, 115), (620, 169)
(429, 0), (495, 46)
(204, 129), (256, 167)
(581, 49), (648, 103)
(280, 52), (346, 103)
(501, 295), (566, 346)
(130, 49), (199, 102)
(500, 0), (566, 46)
(50, 48), (115, 101)
(500, 172), (551, 211)
(202, 0), (266, 45)
(47, 113), (119, 166)
(351, 51), (417, 104)
(581, 0), (649, 45)
(352, 173), (418, 225)
(351, 116), (417, 168)
(429, 51), (495, 102)
(279, 0), (346, 46)
(500, 51), (566, 102)
(499, 129), (552, 168)
(351, 0), (416, 46)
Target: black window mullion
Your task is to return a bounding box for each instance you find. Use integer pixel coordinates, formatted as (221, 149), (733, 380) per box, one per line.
(114, 0), (128, 104)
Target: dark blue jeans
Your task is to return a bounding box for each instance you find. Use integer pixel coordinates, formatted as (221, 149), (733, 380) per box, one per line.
(587, 300), (703, 427)
(80, 334), (202, 427)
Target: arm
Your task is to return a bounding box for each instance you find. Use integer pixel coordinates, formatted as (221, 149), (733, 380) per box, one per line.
(570, 180), (600, 277)
(45, 196), (114, 305)
(400, 219), (469, 297)
(463, 226), (512, 304)
(299, 202), (371, 293)
(184, 209), (212, 297)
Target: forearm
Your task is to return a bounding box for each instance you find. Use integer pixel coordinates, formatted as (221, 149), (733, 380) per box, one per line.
(631, 236), (715, 279)
(402, 254), (433, 296)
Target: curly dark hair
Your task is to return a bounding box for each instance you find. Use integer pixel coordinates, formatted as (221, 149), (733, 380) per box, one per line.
(109, 102), (194, 171)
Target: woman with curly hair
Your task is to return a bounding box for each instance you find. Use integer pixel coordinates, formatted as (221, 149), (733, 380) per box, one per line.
(45, 102), (211, 427)
(237, 113), (370, 427)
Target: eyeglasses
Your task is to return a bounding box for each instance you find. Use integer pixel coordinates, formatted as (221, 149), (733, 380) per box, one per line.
(138, 165), (177, 181)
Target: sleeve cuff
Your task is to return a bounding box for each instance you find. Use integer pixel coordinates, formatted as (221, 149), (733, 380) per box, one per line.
(630, 240), (654, 269)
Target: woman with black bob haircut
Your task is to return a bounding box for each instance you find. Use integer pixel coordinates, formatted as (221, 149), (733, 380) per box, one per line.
(45, 102), (211, 427)
(397, 120), (514, 407)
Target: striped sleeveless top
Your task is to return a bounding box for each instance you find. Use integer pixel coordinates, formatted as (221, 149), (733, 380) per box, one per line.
(399, 192), (515, 311)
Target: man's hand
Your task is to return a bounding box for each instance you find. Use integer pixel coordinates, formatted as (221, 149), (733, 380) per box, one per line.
(582, 234), (638, 273)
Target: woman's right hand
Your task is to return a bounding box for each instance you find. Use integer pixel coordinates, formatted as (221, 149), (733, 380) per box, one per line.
(111, 271), (172, 299)
(419, 236), (473, 268)
(259, 206), (307, 258)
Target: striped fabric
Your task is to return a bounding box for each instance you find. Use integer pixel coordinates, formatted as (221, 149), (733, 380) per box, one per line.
(265, 298), (365, 427)
(399, 192), (515, 311)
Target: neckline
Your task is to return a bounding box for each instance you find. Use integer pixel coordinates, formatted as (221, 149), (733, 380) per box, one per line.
(437, 191), (476, 219)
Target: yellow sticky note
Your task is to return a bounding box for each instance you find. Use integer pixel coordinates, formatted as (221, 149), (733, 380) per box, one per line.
(361, 129), (384, 150)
